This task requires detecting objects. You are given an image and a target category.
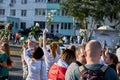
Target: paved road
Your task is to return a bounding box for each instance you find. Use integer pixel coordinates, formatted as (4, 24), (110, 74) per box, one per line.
(9, 55), (23, 80)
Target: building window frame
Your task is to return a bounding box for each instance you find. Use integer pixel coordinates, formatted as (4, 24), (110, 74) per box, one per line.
(21, 0), (27, 4)
(10, 0), (16, 4)
(0, 9), (5, 15)
(0, 0), (3, 3)
(35, 8), (45, 16)
(21, 22), (26, 29)
(61, 23), (72, 30)
(35, 0), (46, 3)
(10, 9), (16, 16)
(21, 10), (27, 16)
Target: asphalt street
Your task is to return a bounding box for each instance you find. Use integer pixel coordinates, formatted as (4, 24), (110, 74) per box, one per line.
(9, 55), (23, 80)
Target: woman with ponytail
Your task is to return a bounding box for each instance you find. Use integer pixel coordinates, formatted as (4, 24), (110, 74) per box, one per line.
(0, 42), (13, 80)
(43, 29), (59, 73)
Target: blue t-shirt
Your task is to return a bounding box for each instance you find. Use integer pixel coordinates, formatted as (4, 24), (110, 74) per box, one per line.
(66, 64), (119, 80)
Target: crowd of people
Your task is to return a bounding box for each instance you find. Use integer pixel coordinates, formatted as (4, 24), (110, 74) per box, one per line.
(0, 28), (120, 80)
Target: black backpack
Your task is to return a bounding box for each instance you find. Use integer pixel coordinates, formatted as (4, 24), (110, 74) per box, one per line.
(79, 65), (108, 80)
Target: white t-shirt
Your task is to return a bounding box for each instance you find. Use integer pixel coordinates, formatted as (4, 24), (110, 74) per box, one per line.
(43, 48), (59, 73)
(23, 50), (48, 80)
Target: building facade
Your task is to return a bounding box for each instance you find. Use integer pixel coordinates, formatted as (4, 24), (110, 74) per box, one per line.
(0, 0), (75, 36)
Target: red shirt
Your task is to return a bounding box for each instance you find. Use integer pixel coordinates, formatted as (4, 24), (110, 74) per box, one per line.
(48, 64), (67, 80)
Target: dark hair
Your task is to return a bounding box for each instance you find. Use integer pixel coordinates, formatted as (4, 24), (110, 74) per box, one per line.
(32, 46), (44, 60)
(3, 42), (13, 68)
(116, 62), (120, 77)
(108, 53), (118, 65)
(60, 49), (75, 65)
(68, 45), (76, 52)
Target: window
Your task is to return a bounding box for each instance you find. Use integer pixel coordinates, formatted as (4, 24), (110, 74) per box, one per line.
(48, 0), (60, 3)
(35, 8), (45, 15)
(61, 23), (72, 30)
(65, 23), (67, 29)
(21, 10), (27, 16)
(15, 23), (18, 28)
(61, 10), (67, 16)
(21, 0), (27, 4)
(0, 9), (5, 15)
(10, 9), (16, 16)
(0, 0), (3, 3)
(57, 24), (59, 29)
(21, 22), (26, 29)
(51, 24), (54, 30)
(68, 23), (71, 29)
(10, 0), (16, 3)
(35, 0), (46, 3)
(61, 23), (63, 29)
(47, 9), (58, 16)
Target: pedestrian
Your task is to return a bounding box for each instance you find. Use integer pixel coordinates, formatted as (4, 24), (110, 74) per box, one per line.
(43, 29), (60, 73)
(65, 45), (86, 80)
(67, 40), (119, 80)
(0, 42), (13, 80)
(21, 36), (37, 80)
(81, 37), (86, 45)
(23, 46), (47, 80)
(70, 36), (74, 44)
(104, 53), (118, 71)
(48, 49), (76, 80)
(15, 32), (20, 44)
(116, 62), (120, 79)
(67, 45), (76, 53)
(77, 35), (80, 44)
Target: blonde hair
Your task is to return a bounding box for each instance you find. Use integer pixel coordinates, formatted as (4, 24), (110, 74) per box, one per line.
(50, 42), (58, 59)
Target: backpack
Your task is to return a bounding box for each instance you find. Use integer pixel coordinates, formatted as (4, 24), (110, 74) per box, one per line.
(79, 65), (108, 80)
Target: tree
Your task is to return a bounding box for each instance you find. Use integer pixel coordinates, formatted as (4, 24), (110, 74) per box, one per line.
(60, 0), (120, 41)
(60, 0), (99, 41)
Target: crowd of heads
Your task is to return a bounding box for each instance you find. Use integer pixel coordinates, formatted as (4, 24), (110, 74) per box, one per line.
(1, 30), (120, 80)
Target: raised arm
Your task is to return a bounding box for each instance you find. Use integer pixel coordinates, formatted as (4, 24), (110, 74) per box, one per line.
(43, 29), (48, 50)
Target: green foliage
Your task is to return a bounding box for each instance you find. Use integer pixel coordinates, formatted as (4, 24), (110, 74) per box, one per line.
(60, 0), (120, 41)
(60, 0), (120, 27)
(0, 28), (9, 39)
(30, 26), (39, 38)
(46, 13), (53, 28)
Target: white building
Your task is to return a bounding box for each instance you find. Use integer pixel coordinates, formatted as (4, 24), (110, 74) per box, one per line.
(0, 0), (74, 36)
